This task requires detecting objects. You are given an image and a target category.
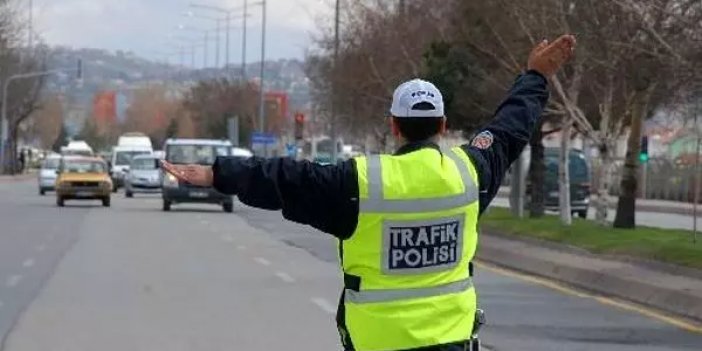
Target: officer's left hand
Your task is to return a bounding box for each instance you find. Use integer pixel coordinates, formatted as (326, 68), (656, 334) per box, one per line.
(161, 160), (214, 187)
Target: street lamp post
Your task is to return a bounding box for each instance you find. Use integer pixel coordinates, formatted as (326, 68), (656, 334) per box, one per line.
(189, 3), (248, 76)
(331, 0), (340, 163)
(242, 0), (248, 81)
(255, 0), (266, 135)
(1, 65), (82, 173)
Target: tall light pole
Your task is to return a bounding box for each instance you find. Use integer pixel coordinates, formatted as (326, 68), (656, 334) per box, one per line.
(189, 4), (247, 75)
(184, 11), (223, 69)
(242, 0), (248, 81)
(331, 0), (340, 162)
(258, 0), (267, 139)
(28, 0), (33, 49)
(177, 25), (212, 69)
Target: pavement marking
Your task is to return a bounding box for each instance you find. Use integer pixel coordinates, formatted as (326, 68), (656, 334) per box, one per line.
(254, 257), (271, 266)
(22, 258), (35, 268)
(6, 275), (22, 287)
(36, 245), (46, 252)
(311, 297), (336, 314)
(476, 261), (702, 334)
(275, 271), (295, 283)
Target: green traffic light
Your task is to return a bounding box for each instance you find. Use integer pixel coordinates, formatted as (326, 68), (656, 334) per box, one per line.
(639, 153), (649, 163)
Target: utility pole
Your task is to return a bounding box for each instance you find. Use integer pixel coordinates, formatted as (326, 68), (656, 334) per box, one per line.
(242, 0), (248, 81)
(225, 12), (231, 73)
(331, 0), (340, 163)
(258, 0), (267, 154)
(694, 97), (700, 243)
(28, 0), (33, 49)
(215, 19), (221, 68)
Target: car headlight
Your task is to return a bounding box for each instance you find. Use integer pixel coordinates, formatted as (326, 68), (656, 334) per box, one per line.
(163, 173), (179, 188)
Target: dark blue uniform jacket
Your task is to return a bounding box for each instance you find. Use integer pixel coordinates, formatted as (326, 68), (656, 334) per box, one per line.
(211, 71), (549, 239)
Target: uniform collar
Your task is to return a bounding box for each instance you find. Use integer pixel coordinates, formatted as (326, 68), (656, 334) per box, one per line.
(394, 140), (441, 156)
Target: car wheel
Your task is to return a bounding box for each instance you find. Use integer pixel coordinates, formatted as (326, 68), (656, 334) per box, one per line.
(576, 210), (587, 219)
(112, 185), (118, 193)
(223, 202), (234, 213)
(125, 190), (133, 198)
(39, 188), (45, 196)
(56, 196), (64, 207)
(102, 196), (111, 207)
(162, 199), (171, 211)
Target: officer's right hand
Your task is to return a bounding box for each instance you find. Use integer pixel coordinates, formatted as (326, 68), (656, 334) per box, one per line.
(527, 34), (576, 77)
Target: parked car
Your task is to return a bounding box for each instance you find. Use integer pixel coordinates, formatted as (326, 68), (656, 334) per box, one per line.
(161, 139), (234, 212)
(55, 156), (113, 207)
(526, 148), (591, 218)
(124, 154), (162, 198)
(37, 154), (61, 195)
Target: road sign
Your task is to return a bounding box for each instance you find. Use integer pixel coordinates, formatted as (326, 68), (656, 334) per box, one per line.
(251, 132), (277, 145)
(285, 143), (297, 157)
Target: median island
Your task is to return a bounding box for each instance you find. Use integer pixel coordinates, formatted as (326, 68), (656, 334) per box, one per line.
(481, 208), (702, 270)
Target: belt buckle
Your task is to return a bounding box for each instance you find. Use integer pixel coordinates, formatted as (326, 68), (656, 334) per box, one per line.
(463, 338), (480, 351)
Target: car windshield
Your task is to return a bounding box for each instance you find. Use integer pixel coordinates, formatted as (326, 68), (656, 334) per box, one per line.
(131, 158), (159, 170)
(115, 151), (151, 166)
(63, 160), (106, 173)
(166, 145), (230, 165)
(42, 158), (60, 169)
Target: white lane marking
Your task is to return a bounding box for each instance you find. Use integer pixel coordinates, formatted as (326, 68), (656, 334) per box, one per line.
(6, 275), (22, 287)
(311, 297), (336, 314)
(36, 245), (46, 252)
(275, 271), (295, 283)
(236, 245), (246, 251)
(221, 235), (234, 243)
(254, 257), (271, 266)
(22, 259), (35, 268)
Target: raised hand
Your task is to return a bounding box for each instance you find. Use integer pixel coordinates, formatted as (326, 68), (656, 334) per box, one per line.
(527, 35), (576, 77)
(161, 160), (214, 187)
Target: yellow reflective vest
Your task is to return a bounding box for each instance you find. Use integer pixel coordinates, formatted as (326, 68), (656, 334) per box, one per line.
(338, 146), (480, 351)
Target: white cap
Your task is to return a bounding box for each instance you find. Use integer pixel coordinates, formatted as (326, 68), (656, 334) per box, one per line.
(390, 79), (445, 118)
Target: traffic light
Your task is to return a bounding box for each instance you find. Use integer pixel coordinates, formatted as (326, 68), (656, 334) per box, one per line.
(639, 136), (649, 163)
(294, 112), (305, 140)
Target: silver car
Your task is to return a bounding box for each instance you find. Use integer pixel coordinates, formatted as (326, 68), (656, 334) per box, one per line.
(124, 154), (162, 198)
(38, 155), (61, 195)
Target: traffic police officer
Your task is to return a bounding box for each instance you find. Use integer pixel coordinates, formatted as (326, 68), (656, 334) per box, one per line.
(162, 34), (576, 351)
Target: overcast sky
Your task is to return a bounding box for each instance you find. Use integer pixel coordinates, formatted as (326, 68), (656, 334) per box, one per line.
(33, 0), (331, 64)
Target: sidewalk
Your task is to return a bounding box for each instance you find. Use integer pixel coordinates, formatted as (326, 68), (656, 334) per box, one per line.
(0, 172), (35, 182)
(477, 231), (702, 324)
(498, 186), (701, 217)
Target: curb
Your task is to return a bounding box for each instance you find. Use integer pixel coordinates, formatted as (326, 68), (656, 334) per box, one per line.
(496, 191), (698, 217)
(0, 172), (35, 182)
(476, 232), (702, 324)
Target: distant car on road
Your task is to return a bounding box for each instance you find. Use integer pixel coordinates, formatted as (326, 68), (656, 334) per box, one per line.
(161, 139), (234, 213)
(124, 154), (162, 198)
(110, 146), (152, 192)
(37, 154), (61, 195)
(55, 156), (113, 207)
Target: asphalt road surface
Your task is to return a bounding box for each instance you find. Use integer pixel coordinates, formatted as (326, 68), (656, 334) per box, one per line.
(1, 178), (701, 351)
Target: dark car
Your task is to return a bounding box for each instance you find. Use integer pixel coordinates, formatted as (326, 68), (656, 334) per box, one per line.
(527, 148), (591, 218)
(161, 139), (234, 213)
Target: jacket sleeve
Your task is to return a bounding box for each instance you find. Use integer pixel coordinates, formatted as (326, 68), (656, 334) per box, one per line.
(211, 156), (360, 239)
(461, 70), (549, 215)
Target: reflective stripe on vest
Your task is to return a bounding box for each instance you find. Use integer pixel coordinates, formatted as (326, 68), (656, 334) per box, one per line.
(345, 277), (473, 304)
(359, 149), (479, 213)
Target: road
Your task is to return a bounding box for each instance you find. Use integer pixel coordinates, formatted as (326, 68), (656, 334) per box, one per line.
(0, 178), (701, 351)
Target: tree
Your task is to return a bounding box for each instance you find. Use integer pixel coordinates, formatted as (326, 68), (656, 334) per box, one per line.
(25, 95), (64, 149)
(182, 79), (259, 140)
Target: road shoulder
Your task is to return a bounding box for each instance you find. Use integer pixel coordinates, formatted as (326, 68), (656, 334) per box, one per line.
(477, 230), (702, 325)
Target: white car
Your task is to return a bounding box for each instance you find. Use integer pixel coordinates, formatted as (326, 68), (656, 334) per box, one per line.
(38, 154), (62, 195)
(124, 154), (162, 198)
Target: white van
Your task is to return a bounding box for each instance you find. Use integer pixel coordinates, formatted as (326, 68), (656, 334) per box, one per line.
(118, 132), (152, 149)
(110, 145), (152, 192)
(61, 141), (94, 157)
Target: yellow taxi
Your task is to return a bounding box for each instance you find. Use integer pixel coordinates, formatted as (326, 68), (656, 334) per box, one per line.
(55, 156), (113, 207)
